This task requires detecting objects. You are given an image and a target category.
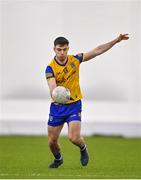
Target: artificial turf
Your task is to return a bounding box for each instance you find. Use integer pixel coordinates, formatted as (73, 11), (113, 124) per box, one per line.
(0, 135), (141, 179)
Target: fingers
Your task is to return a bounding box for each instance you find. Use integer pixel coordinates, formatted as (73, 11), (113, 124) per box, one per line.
(121, 34), (129, 40)
(122, 33), (129, 36)
(117, 34), (129, 42)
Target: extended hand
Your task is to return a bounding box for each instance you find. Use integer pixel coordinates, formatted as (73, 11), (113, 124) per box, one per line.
(117, 34), (129, 43)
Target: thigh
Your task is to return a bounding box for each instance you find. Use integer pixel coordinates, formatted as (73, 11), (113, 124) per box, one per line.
(48, 124), (64, 140)
(68, 121), (81, 137)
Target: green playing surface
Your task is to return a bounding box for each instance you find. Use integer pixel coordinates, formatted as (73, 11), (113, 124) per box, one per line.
(0, 135), (141, 179)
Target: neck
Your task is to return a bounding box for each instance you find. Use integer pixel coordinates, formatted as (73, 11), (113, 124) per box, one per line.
(55, 56), (67, 65)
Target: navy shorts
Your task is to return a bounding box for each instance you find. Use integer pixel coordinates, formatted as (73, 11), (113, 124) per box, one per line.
(48, 100), (82, 127)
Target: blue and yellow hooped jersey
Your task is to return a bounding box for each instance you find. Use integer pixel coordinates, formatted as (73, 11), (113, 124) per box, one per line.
(45, 54), (84, 104)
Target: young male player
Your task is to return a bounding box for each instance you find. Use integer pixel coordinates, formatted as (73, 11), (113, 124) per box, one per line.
(45, 34), (129, 168)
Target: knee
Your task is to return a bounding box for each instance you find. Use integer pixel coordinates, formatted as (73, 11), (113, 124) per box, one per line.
(48, 137), (58, 146)
(68, 134), (79, 144)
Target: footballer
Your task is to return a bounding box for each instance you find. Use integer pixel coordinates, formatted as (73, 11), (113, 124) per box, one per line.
(45, 34), (129, 168)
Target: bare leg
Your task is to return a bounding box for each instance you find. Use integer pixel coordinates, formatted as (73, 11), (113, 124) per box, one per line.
(48, 124), (64, 168)
(68, 121), (89, 166)
(68, 121), (85, 148)
(48, 124), (64, 155)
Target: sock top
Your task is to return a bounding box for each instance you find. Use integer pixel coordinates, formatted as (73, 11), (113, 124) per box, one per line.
(80, 144), (86, 151)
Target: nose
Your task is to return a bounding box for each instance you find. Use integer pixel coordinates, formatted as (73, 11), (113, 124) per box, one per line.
(61, 50), (64, 55)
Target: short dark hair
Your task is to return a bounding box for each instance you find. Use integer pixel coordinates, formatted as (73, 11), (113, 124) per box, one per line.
(54, 37), (69, 46)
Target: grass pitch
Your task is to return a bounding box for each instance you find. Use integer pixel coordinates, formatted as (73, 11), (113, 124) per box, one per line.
(0, 135), (141, 179)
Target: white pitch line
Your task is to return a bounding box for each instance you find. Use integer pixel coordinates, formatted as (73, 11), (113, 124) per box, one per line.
(0, 173), (139, 178)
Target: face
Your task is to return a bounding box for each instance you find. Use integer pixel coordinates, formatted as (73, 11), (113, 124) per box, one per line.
(54, 44), (69, 61)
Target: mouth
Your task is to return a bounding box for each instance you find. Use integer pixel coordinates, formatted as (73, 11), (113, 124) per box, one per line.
(60, 56), (65, 59)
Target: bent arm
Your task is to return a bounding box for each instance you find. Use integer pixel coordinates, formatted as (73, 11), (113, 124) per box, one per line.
(83, 34), (129, 62)
(45, 65), (57, 97)
(47, 78), (57, 97)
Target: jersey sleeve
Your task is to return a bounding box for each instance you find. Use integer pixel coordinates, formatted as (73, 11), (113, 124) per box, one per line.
(45, 66), (55, 79)
(74, 53), (84, 63)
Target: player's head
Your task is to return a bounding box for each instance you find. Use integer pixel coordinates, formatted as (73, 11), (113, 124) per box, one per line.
(54, 37), (69, 61)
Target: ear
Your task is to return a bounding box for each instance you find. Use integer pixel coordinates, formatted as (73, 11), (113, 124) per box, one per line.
(53, 46), (56, 52)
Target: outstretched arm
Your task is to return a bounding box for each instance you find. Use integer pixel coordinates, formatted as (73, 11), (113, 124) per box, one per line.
(83, 34), (129, 62)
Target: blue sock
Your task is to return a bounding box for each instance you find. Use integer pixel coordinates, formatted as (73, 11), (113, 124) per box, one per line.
(54, 152), (61, 160)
